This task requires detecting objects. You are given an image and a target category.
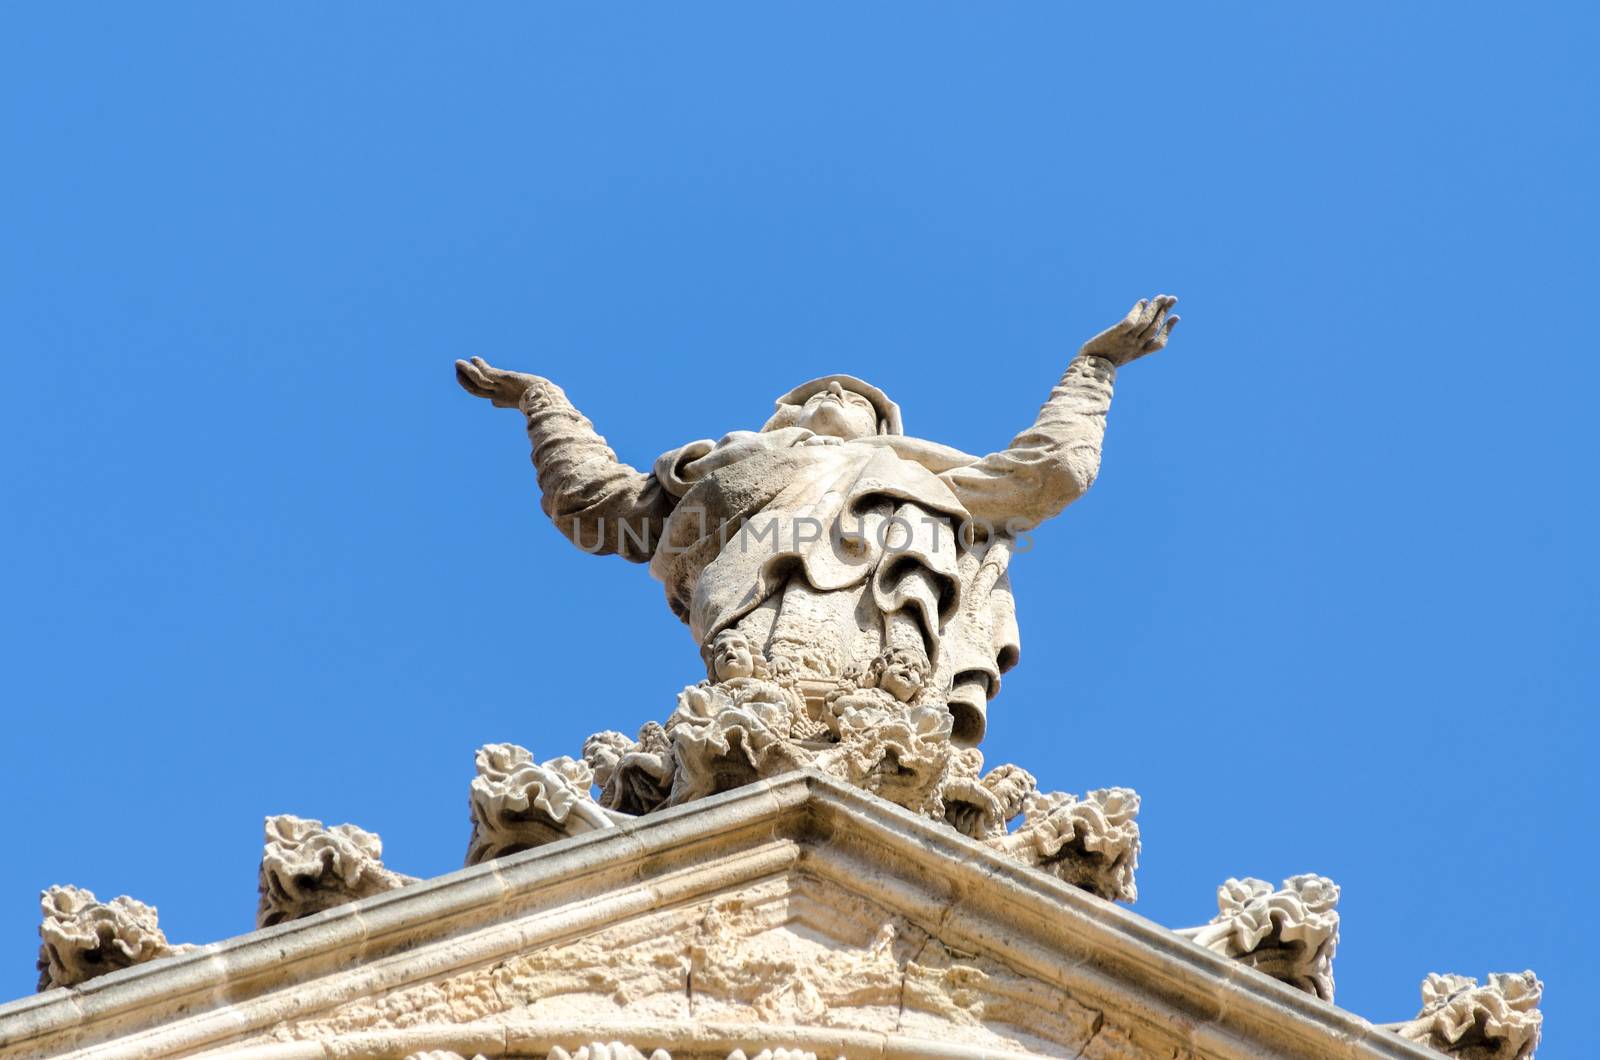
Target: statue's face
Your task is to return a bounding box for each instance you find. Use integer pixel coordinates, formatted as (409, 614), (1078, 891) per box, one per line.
(877, 651), (927, 703)
(711, 634), (756, 681)
(794, 382), (878, 440)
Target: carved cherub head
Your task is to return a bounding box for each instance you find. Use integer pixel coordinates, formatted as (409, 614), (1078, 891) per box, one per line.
(706, 629), (770, 683)
(762, 374), (903, 439)
(869, 646), (931, 704)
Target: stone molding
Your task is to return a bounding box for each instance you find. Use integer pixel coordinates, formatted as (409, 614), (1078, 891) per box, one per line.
(0, 772), (1458, 1060)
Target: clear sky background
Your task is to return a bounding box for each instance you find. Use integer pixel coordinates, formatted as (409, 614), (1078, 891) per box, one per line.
(2, 3), (1594, 1053)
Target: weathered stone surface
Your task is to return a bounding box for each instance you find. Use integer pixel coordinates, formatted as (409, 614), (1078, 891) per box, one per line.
(467, 743), (619, 865)
(989, 787), (1141, 903)
(449, 301), (1187, 897)
(34, 885), (189, 991)
(0, 295), (1543, 1059)
(0, 773), (1444, 1060)
(538, 1050), (814, 1060)
(256, 814), (416, 928)
(547, 1047), (669, 1060)
(1177, 875), (1340, 1001)
(1386, 971), (1543, 1059)
(456, 296), (1180, 750)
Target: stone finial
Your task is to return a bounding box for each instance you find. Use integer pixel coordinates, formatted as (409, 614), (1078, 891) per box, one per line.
(991, 787), (1141, 903)
(35, 885), (188, 991)
(1178, 875), (1340, 1001)
(1386, 971), (1543, 1060)
(256, 815), (415, 928)
(466, 742), (617, 865)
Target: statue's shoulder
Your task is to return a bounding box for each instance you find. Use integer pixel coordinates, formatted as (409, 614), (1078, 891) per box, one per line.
(851, 434), (979, 473)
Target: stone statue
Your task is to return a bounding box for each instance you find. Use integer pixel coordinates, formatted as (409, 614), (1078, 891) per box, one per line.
(457, 295), (1179, 747)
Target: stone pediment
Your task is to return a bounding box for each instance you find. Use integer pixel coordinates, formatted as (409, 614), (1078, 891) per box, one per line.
(0, 773), (1439, 1060)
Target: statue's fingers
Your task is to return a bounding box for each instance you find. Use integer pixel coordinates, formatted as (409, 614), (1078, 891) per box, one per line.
(1138, 295), (1167, 330)
(1137, 296), (1177, 341)
(1134, 307), (1162, 341)
(1121, 299), (1150, 331)
(455, 358), (502, 398)
(1142, 314), (1179, 352)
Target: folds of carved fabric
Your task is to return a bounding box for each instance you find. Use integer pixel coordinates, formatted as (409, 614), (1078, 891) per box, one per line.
(668, 728), (765, 806)
(592, 722), (674, 816)
(938, 534), (1020, 747)
(946, 673), (990, 747)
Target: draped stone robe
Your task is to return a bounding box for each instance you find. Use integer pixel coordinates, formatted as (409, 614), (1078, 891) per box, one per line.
(516, 356), (1118, 744)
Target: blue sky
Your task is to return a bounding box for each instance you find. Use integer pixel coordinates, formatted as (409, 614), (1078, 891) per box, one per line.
(2, 3), (1594, 1051)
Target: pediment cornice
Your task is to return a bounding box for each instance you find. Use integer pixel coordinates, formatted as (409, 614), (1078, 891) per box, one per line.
(0, 772), (1436, 1060)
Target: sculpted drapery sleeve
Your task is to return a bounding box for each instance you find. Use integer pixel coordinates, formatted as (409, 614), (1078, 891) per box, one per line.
(939, 353), (1117, 531)
(517, 354), (1119, 568)
(517, 378), (682, 563)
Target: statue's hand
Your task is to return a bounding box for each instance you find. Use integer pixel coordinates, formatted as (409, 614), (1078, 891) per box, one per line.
(455, 356), (542, 409)
(1078, 295), (1179, 367)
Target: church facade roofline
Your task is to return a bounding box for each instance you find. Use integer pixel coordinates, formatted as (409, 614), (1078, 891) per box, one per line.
(1, 771), (1436, 1060)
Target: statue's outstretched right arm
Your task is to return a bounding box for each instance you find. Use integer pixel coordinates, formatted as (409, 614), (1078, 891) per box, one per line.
(456, 358), (674, 563)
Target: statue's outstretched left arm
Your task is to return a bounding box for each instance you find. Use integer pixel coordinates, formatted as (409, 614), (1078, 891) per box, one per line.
(943, 295), (1178, 531)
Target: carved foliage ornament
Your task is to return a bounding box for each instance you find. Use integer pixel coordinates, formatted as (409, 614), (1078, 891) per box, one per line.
(989, 787), (1142, 903)
(466, 743), (618, 863)
(468, 723), (1141, 905)
(1387, 971), (1543, 1060)
(35, 884), (191, 991)
(256, 814), (416, 928)
(1178, 875), (1340, 1001)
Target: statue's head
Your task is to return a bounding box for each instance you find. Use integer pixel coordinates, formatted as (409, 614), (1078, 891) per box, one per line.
(762, 374), (902, 440)
(870, 646), (930, 704)
(707, 629), (760, 682)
